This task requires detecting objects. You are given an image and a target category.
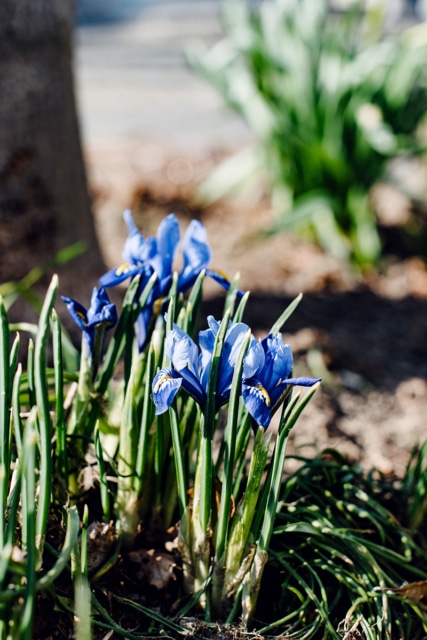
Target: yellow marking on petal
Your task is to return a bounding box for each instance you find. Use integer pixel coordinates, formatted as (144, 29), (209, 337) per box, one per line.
(76, 311), (87, 323)
(153, 374), (173, 394)
(116, 263), (131, 276)
(255, 384), (270, 406)
(215, 268), (230, 281)
(154, 297), (166, 316)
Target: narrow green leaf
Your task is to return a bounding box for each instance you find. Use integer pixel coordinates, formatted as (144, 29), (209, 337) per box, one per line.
(0, 296), (10, 550)
(200, 308), (232, 531)
(169, 405), (188, 518)
(34, 275), (58, 566)
(36, 506), (80, 590)
(215, 330), (252, 562)
(94, 426), (110, 522)
(232, 290), (249, 324)
(113, 594), (189, 636)
(270, 293), (303, 336)
(133, 345), (155, 499)
(52, 310), (67, 486)
(19, 416), (38, 640)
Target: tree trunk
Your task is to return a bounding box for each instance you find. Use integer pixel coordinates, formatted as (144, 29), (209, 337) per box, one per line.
(0, 1), (105, 306)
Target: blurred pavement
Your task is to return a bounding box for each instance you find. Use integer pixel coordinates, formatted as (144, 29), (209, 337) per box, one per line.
(73, 1), (250, 153)
(73, 1), (252, 266)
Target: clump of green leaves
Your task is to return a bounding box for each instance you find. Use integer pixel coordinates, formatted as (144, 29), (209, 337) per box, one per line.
(189, 0), (427, 266)
(261, 450), (427, 639)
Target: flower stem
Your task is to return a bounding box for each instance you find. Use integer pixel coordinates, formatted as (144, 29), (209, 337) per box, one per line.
(200, 309), (231, 531)
(169, 405), (187, 518)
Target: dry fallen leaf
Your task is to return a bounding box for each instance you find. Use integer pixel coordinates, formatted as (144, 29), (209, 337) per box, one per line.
(128, 548), (177, 590)
(377, 580), (427, 608)
(86, 522), (116, 574)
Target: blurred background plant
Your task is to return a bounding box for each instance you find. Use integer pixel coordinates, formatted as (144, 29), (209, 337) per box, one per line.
(188, 0), (427, 267)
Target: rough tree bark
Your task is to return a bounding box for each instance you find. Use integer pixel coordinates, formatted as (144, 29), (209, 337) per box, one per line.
(0, 1), (105, 302)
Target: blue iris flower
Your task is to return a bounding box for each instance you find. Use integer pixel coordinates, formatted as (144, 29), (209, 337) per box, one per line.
(242, 333), (321, 429)
(99, 211), (234, 349)
(62, 287), (118, 353)
(152, 316), (253, 415)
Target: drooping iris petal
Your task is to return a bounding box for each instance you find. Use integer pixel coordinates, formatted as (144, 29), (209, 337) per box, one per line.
(205, 268), (237, 292)
(62, 297), (88, 334)
(99, 262), (143, 288)
(152, 368), (183, 415)
(285, 376), (323, 387)
(241, 382), (272, 429)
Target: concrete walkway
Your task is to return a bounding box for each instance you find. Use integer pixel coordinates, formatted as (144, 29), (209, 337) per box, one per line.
(73, 1), (253, 267)
(74, 1), (250, 152)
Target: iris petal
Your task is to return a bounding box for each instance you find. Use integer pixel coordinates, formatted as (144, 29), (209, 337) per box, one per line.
(136, 306), (154, 352)
(179, 369), (206, 407)
(156, 214), (180, 279)
(267, 336), (293, 382)
(199, 322), (216, 385)
(99, 263), (141, 287)
(166, 325), (199, 375)
(61, 288), (117, 356)
(61, 296), (87, 331)
(217, 323), (251, 398)
(243, 341), (265, 379)
(285, 376), (322, 387)
(223, 322), (251, 368)
(152, 368), (183, 414)
(242, 383), (272, 429)
(205, 268), (233, 291)
(86, 288), (118, 328)
(122, 210), (148, 265)
(179, 220), (211, 290)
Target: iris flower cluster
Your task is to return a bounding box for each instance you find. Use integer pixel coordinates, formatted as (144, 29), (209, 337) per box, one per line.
(152, 316), (321, 429)
(99, 210), (233, 348)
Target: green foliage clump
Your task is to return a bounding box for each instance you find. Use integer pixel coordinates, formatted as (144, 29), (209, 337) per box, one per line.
(189, 0), (427, 266)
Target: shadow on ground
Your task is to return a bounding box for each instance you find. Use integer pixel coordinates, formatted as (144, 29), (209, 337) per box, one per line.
(204, 288), (427, 391)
